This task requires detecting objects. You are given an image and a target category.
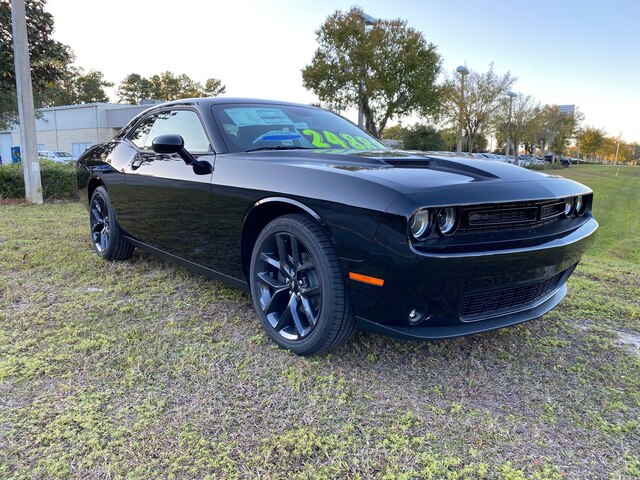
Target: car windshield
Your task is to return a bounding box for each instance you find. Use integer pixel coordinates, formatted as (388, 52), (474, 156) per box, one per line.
(212, 103), (386, 153)
(54, 152), (73, 157)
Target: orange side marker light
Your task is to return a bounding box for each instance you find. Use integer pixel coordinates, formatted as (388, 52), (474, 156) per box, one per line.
(349, 272), (385, 287)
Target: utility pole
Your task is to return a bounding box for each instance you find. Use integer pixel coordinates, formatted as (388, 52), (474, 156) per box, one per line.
(455, 65), (469, 154)
(11, 0), (43, 204)
(614, 132), (621, 165)
(357, 12), (375, 132)
(506, 91), (517, 165)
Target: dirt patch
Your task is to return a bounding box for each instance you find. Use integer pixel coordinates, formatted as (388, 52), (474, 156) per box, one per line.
(616, 329), (640, 353)
(0, 198), (27, 205)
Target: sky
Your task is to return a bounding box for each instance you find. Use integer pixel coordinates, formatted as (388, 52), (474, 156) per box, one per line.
(47, 0), (640, 142)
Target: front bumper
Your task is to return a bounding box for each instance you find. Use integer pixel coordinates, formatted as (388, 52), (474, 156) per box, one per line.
(346, 217), (598, 339)
(357, 284), (567, 339)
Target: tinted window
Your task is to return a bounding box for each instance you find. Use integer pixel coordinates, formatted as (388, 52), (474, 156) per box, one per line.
(212, 104), (386, 153)
(129, 114), (157, 149)
(128, 110), (211, 152)
(144, 110), (211, 152)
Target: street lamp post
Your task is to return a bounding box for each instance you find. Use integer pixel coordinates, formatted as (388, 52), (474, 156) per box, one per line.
(506, 91), (517, 164)
(456, 65), (469, 154)
(357, 12), (376, 131)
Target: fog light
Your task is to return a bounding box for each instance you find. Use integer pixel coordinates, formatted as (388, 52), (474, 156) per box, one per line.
(436, 207), (458, 236)
(407, 307), (430, 325)
(407, 310), (422, 325)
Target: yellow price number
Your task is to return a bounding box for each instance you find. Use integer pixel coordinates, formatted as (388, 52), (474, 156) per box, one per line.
(301, 129), (381, 150)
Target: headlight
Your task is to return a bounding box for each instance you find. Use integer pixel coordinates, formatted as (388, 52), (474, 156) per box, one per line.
(436, 207), (458, 236)
(575, 195), (586, 216)
(409, 209), (433, 240)
(564, 198), (574, 216)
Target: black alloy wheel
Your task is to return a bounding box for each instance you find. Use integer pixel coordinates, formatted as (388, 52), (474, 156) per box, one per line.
(89, 186), (134, 260)
(250, 214), (354, 355)
(90, 194), (111, 254)
(255, 231), (321, 340)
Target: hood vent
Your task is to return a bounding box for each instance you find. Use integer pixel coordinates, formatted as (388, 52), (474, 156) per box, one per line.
(371, 155), (500, 180)
(383, 159), (432, 168)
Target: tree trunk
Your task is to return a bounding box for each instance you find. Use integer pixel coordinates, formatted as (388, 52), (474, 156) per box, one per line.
(361, 98), (378, 138)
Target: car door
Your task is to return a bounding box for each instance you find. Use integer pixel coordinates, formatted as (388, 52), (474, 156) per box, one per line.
(124, 109), (218, 268)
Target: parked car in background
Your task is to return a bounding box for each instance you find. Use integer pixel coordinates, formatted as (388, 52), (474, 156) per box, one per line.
(77, 97), (598, 355)
(38, 151), (77, 163)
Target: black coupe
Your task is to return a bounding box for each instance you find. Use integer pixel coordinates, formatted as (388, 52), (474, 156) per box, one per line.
(77, 98), (598, 355)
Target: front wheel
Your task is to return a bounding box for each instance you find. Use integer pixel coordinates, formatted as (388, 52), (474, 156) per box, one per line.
(249, 214), (354, 356)
(89, 186), (134, 260)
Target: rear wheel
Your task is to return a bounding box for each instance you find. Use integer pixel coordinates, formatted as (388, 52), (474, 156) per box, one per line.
(250, 214), (354, 355)
(89, 186), (134, 260)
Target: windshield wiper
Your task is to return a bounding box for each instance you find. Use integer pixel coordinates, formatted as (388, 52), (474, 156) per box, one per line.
(246, 146), (317, 152)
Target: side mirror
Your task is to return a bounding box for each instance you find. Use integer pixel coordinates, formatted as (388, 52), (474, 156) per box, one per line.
(152, 134), (196, 165)
(152, 134), (184, 154)
(151, 134), (212, 175)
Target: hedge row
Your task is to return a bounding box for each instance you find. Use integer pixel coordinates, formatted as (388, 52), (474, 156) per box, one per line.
(0, 160), (78, 200)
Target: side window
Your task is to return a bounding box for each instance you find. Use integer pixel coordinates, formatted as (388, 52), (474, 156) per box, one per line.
(143, 110), (211, 152)
(128, 114), (157, 149)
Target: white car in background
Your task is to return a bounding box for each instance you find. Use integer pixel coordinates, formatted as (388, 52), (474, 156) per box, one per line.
(38, 150), (77, 163)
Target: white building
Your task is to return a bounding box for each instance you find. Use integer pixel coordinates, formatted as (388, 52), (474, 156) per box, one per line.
(0, 103), (150, 164)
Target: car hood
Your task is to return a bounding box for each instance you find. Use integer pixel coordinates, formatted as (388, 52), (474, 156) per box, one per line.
(249, 149), (542, 186)
(246, 149), (591, 207)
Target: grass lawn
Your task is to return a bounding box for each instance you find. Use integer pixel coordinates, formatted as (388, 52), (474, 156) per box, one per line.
(1, 165), (638, 479)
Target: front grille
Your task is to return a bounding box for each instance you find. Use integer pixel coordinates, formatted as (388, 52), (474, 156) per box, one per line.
(540, 201), (565, 219)
(468, 207), (537, 225)
(459, 269), (568, 321)
(457, 200), (566, 233)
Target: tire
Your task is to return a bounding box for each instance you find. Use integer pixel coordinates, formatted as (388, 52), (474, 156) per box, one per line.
(249, 214), (355, 356)
(89, 186), (134, 260)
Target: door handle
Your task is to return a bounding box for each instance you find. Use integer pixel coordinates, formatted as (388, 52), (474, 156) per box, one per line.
(131, 158), (143, 170)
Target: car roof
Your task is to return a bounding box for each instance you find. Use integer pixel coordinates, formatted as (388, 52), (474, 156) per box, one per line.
(157, 97), (319, 110)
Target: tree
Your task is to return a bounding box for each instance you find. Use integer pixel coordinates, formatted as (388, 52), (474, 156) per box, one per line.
(531, 105), (556, 157)
(438, 128), (457, 151)
(469, 132), (488, 152)
(44, 68), (112, 105)
(599, 136), (633, 163)
(441, 63), (515, 153)
(150, 71), (182, 101)
(495, 94), (539, 164)
(631, 142), (640, 161)
(549, 109), (582, 157)
(0, 0), (73, 128)
(576, 126), (605, 161)
(381, 124), (406, 141)
(599, 136), (617, 162)
(302, 6), (441, 138)
(402, 124), (445, 151)
(117, 71), (226, 103)
(75, 70), (112, 103)
(117, 73), (154, 104)
(204, 77), (226, 97)
(531, 105), (582, 160)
